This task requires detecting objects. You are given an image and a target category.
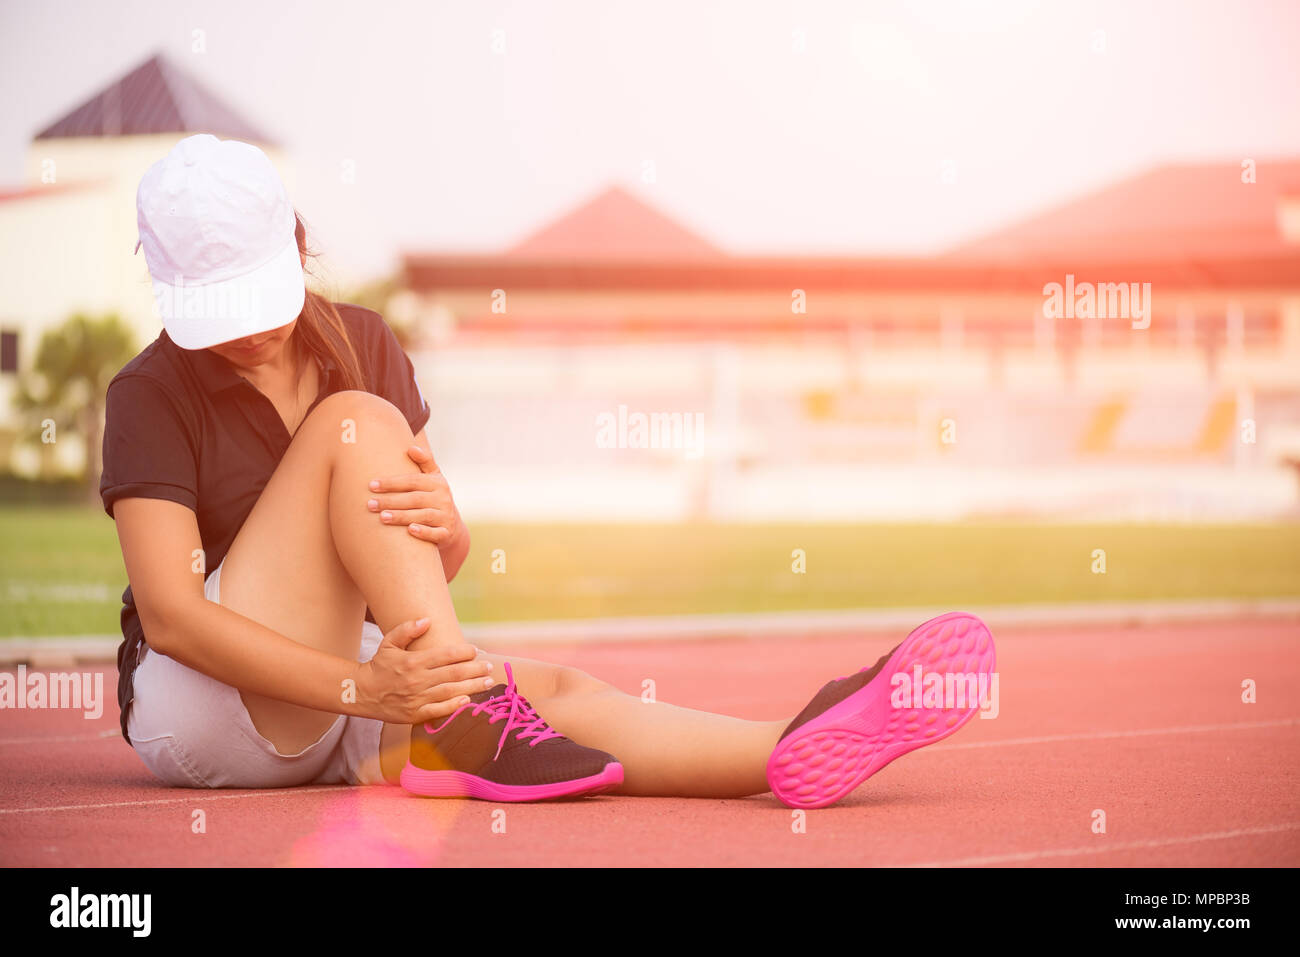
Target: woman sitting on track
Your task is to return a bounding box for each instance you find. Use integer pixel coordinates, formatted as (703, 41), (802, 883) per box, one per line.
(102, 134), (996, 808)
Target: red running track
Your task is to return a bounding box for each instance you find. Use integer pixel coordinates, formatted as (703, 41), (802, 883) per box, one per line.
(1, 616), (1297, 866)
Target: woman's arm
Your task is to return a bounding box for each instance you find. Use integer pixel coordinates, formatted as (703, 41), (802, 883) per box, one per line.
(366, 427), (471, 581)
(113, 496), (471, 723)
(415, 428), (472, 580)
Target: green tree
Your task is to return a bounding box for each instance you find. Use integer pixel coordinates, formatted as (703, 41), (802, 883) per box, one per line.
(14, 313), (136, 501)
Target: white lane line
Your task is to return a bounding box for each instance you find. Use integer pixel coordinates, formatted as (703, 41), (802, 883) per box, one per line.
(929, 717), (1300, 752)
(912, 822), (1300, 867)
(0, 785), (355, 815)
(0, 729), (121, 745)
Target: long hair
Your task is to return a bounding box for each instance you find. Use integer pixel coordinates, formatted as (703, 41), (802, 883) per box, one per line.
(293, 212), (367, 392)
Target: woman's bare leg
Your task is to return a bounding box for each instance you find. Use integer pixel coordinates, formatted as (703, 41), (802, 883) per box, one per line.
(218, 389), (786, 796)
(474, 655), (786, 797)
(217, 390), (472, 755)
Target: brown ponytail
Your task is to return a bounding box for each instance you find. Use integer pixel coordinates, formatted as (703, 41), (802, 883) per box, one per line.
(292, 212), (368, 392)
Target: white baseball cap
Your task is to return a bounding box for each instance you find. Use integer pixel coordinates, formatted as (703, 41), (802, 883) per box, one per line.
(136, 134), (305, 350)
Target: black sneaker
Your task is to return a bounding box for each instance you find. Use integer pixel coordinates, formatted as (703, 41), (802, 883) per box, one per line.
(400, 662), (623, 801)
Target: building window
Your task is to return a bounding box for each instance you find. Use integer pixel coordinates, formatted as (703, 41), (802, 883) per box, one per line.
(0, 330), (17, 374)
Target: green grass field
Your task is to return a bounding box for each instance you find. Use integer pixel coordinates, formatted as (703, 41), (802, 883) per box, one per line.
(1, 505), (1298, 637)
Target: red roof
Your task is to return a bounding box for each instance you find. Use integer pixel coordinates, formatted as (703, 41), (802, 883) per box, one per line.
(949, 159), (1300, 262)
(0, 182), (95, 204)
(405, 254), (1300, 295)
(508, 185), (722, 262)
(35, 52), (273, 144)
(405, 161), (1300, 294)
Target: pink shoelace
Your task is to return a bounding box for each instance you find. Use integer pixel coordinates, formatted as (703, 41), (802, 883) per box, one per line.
(427, 662), (565, 761)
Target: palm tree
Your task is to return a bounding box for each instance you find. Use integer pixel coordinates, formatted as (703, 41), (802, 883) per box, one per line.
(14, 313), (136, 502)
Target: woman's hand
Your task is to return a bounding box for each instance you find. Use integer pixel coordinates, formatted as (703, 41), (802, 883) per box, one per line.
(356, 616), (495, 724)
(367, 445), (464, 549)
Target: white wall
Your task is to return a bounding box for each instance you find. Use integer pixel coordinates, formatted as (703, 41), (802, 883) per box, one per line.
(0, 134), (292, 467)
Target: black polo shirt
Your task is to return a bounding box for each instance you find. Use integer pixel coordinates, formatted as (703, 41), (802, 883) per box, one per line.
(99, 303), (431, 743)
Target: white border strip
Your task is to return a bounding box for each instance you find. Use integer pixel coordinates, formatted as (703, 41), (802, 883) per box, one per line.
(463, 598), (1300, 644)
(3, 597), (1299, 661)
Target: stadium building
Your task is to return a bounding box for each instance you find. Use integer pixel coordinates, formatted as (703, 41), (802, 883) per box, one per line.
(395, 166), (1300, 520)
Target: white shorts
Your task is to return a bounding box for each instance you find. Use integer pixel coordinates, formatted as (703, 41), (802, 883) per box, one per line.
(127, 559), (387, 788)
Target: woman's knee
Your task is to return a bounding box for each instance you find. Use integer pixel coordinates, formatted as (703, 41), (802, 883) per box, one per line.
(547, 663), (613, 701)
(304, 390), (411, 443)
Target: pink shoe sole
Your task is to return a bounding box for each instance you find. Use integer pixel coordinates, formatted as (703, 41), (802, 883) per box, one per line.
(767, 611), (996, 809)
(400, 761), (624, 802)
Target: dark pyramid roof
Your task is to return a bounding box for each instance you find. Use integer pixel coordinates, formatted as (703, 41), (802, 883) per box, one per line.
(35, 52), (274, 144)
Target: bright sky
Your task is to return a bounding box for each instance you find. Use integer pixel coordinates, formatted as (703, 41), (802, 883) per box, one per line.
(2, 0), (1298, 282)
